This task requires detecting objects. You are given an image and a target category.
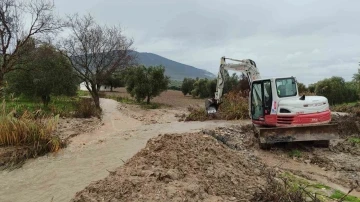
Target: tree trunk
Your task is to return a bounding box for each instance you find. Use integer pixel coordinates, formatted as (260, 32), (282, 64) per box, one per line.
(146, 95), (150, 104)
(110, 86), (113, 92)
(41, 95), (51, 107)
(0, 73), (4, 98)
(91, 84), (101, 110)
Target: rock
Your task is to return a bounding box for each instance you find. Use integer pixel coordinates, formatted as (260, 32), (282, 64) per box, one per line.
(166, 169), (180, 180)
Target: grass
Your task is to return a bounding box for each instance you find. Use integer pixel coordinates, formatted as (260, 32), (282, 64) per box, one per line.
(330, 190), (360, 202)
(0, 100), (64, 168)
(278, 172), (360, 202)
(289, 149), (302, 158)
(4, 93), (100, 118)
(5, 95), (77, 117)
(349, 137), (360, 144)
(331, 102), (360, 116)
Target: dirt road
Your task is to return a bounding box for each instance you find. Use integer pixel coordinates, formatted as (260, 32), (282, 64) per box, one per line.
(0, 98), (243, 202)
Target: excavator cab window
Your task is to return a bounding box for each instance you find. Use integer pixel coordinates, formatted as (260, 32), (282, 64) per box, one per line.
(251, 80), (272, 120)
(276, 78), (297, 97)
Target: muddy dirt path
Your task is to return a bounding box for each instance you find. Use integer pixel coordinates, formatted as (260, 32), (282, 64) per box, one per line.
(0, 98), (244, 202)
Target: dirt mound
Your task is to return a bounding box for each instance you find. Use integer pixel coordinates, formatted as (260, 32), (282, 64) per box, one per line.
(201, 124), (257, 151)
(71, 132), (267, 202)
(332, 115), (360, 137)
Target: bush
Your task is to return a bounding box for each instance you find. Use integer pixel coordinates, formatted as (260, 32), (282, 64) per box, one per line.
(185, 90), (249, 121)
(0, 101), (63, 156)
(73, 98), (101, 118)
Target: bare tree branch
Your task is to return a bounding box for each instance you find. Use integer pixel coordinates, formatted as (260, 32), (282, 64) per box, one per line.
(58, 13), (135, 109)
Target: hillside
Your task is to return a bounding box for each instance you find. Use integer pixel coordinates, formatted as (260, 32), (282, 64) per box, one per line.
(132, 51), (216, 80)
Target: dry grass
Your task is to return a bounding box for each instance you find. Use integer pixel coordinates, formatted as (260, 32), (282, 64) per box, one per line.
(73, 97), (101, 118)
(251, 172), (320, 202)
(185, 91), (249, 121)
(0, 100), (64, 168)
(331, 102), (360, 116)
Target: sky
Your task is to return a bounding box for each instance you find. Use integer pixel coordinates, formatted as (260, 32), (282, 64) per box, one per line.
(54, 0), (360, 85)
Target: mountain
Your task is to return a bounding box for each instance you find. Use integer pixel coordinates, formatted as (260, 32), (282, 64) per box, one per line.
(131, 51), (216, 81)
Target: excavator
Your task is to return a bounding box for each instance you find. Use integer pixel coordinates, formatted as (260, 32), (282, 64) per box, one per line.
(206, 57), (339, 148)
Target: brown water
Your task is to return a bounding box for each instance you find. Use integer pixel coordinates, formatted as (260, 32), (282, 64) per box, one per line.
(0, 98), (239, 202)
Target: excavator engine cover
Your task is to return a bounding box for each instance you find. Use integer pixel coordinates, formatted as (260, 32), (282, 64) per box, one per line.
(258, 123), (339, 145)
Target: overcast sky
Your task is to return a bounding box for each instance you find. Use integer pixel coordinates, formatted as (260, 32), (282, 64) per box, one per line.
(54, 0), (360, 85)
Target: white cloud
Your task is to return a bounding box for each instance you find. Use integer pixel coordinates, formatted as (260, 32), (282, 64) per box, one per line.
(53, 0), (360, 85)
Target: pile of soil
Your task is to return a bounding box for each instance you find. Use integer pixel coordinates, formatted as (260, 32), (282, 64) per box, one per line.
(71, 132), (267, 202)
(201, 124), (256, 151)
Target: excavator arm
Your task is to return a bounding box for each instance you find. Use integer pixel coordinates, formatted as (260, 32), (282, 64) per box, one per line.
(206, 56), (261, 114)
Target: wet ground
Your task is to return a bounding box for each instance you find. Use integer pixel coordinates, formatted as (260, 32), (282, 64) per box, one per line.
(0, 98), (242, 202)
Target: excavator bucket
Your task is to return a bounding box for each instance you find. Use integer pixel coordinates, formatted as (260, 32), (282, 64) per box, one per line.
(257, 123), (339, 146)
(205, 99), (219, 114)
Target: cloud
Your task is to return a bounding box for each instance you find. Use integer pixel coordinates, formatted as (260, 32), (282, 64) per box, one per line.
(54, 0), (360, 85)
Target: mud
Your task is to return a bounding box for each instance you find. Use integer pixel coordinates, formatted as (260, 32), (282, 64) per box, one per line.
(71, 133), (267, 202)
(201, 125), (360, 196)
(55, 117), (102, 142)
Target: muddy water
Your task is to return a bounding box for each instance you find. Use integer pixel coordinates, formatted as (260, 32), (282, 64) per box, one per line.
(0, 99), (241, 202)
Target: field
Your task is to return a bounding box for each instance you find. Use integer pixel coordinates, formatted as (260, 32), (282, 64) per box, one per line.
(103, 87), (204, 108)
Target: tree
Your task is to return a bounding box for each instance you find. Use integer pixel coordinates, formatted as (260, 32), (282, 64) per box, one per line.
(0, 0), (62, 96)
(297, 82), (307, 94)
(315, 76), (357, 105)
(308, 83), (316, 93)
(181, 78), (195, 96)
(60, 14), (135, 109)
(124, 65), (170, 104)
(5, 43), (78, 106)
(103, 72), (124, 92)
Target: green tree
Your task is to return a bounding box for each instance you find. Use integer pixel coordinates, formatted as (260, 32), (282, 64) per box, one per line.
(308, 83), (316, 93)
(191, 78), (211, 98)
(181, 78), (196, 96)
(223, 71), (240, 94)
(5, 44), (78, 106)
(103, 72), (124, 92)
(0, 0), (62, 97)
(297, 82), (307, 94)
(315, 76), (357, 105)
(124, 65), (170, 104)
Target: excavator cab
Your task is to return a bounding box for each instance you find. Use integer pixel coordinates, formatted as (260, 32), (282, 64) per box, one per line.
(249, 77), (338, 148)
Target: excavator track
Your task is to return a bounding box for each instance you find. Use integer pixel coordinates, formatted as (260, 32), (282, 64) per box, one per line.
(253, 124), (339, 149)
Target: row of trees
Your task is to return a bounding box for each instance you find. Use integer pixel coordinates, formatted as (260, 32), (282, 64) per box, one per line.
(181, 70), (360, 106)
(181, 71), (250, 98)
(307, 76), (359, 105)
